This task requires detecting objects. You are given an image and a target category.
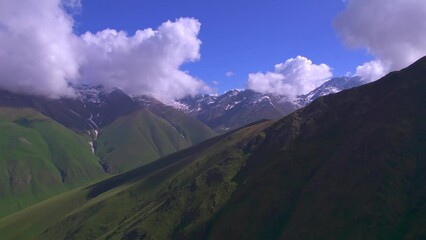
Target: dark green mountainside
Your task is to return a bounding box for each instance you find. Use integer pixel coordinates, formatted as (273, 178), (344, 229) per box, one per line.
(2, 56), (426, 239)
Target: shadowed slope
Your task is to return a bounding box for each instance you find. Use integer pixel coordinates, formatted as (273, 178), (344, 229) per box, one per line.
(1, 56), (426, 239)
(0, 120), (271, 239)
(205, 56), (426, 240)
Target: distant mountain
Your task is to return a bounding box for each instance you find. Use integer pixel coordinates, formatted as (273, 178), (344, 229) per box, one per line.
(94, 104), (217, 173)
(296, 76), (363, 105)
(3, 57), (425, 239)
(0, 86), (139, 133)
(0, 86), (216, 173)
(0, 86), (216, 216)
(175, 76), (364, 131)
(175, 89), (297, 132)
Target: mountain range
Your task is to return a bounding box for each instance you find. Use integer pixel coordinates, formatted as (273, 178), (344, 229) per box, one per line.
(1, 55), (425, 239)
(0, 75), (364, 218)
(175, 76), (363, 131)
(0, 86), (216, 217)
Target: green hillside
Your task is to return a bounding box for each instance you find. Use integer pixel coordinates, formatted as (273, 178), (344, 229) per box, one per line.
(0, 107), (106, 218)
(96, 108), (217, 173)
(0, 119), (269, 239)
(0, 104), (216, 218)
(2, 56), (426, 239)
(149, 104), (218, 144)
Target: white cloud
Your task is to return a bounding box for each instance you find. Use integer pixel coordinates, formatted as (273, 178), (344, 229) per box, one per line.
(0, 0), (82, 97)
(335, 0), (426, 82)
(0, 0), (209, 102)
(225, 71), (234, 78)
(80, 18), (210, 102)
(212, 80), (219, 85)
(355, 60), (387, 83)
(247, 56), (332, 99)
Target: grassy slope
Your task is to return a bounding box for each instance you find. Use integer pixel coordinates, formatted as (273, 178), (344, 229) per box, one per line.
(0, 108), (105, 217)
(0, 121), (270, 240)
(148, 104), (218, 144)
(96, 108), (217, 173)
(3, 58), (426, 239)
(204, 58), (426, 240)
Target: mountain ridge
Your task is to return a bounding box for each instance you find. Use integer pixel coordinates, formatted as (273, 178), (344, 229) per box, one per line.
(0, 84), (217, 216)
(0, 107), (106, 217)
(2, 56), (425, 239)
(175, 76), (364, 131)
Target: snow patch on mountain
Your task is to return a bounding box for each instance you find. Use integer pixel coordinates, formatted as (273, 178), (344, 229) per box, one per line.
(253, 96), (271, 105)
(173, 76), (364, 131)
(170, 100), (189, 111)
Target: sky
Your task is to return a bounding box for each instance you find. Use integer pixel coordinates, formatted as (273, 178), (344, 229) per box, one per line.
(73, 0), (367, 92)
(1, 0), (426, 102)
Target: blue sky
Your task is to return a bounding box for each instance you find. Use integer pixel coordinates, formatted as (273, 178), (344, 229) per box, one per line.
(74, 0), (370, 93)
(1, 0), (425, 101)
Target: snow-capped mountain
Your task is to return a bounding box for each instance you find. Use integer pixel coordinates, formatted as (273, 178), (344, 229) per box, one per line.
(176, 89), (297, 132)
(73, 85), (140, 129)
(296, 76), (363, 106)
(0, 85), (170, 133)
(0, 76), (364, 135)
(174, 76), (364, 131)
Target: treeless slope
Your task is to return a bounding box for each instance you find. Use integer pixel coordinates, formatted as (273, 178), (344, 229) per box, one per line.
(0, 108), (105, 218)
(2, 56), (426, 239)
(95, 108), (217, 173)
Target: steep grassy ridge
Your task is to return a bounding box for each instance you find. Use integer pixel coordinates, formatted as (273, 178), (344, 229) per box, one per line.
(148, 104), (218, 144)
(0, 103), (216, 217)
(0, 121), (270, 239)
(96, 108), (217, 173)
(0, 108), (105, 217)
(2, 57), (426, 239)
(204, 57), (426, 239)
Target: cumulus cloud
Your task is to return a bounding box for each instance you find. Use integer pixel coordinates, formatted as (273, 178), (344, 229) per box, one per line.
(0, 0), (209, 101)
(355, 60), (387, 83)
(80, 18), (209, 102)
(335, 0), (426, 82)
(0, 0), (82, 97)
(247, 56), (332, 99)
